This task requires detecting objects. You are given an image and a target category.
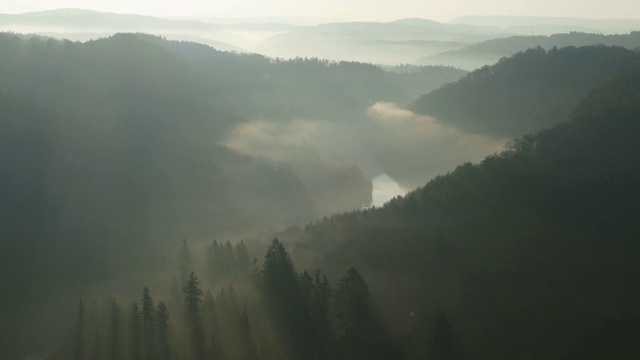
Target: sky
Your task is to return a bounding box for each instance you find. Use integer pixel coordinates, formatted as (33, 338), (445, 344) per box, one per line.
(1, 0), (639, 22)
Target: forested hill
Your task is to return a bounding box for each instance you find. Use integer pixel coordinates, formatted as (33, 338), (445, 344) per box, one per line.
(409, 45), (640, 138)
(0, 33), (468, 358)
(0, 32), (463, 125)
(417, 31), (640, 70)
(0, 31), (464, 243)
(270, 67), (640, 359)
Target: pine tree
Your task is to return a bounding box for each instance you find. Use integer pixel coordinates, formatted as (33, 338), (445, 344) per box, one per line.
(109, 300), (120, 360)
(183, 271), (206, 360)
(261, 239), (317, 359)
(238, 306), (257, 360)
(141, 287), (156, 360)
(224, 240), (235, 275)
(73, 297), (84, 360)
(92, 328), (102, 360)
(156, 302), (171, 360)
(208, 332), (225, 360)
(428, 310), (454, 360)
(206, 240), (221, 280)
(334, 267), (376, 360)
(131, 302), (142, 360)
(313, 270), (332, 323)
(235, 240), (251, 275)
(335, 267), (372, 335)
(177, 239), (192, 284)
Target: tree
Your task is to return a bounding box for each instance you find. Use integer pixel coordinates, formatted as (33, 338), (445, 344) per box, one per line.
(109, 300), (121, 360)
(224, 241), (235, 275)
(261, 239), (318, 359)
(334, 267), (400, 360)
(92, 328), (102, 360)
(177, 239), (192, 284)
(428, 310), (454, 360)
(237, 306), (257, 360)
(156, 302), (171, 360)
(335, 267), (372, 337)
(207, 333), (225, 360)
(73, 298), (85, 360)
(131, 302), (142, 360)
(235, 240), (251, 275)
(183, 271), (206, 360)
(309, 270), (336, 357)
(141, 287), (156, 360)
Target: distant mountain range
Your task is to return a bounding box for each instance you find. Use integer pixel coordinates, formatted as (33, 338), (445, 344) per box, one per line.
(450, 15), (640, 35)
(418, 31), (640, 70)
(2, 9), (640, 66)
(0, 9), (505, 64)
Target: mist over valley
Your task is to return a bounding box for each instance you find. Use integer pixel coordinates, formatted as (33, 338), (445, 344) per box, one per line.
(1, 4), (640, 359)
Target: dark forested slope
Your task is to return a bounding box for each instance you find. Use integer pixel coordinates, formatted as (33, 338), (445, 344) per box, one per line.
(410, 45), (640, 138)
(273, 67), (640, 359)
(0, 32), (465, 358)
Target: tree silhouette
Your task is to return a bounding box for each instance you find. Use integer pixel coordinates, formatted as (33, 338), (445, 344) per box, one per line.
(261, 239), (319, 359)
(335, 267), (372, 337)
(109, 299), (121, 360)
(130, 302), (142, 360)
(428, 309), (454, 360)
(73, 297), (84, 360)
(183, 271), (206, 360)
(334, 267), (399, 359)
(142, 287), (156, 360)
(235, 240), (251, 275)
(177, 239), (192, 284)
(156, 301), (171, 360)
(238, 306), (257, 360)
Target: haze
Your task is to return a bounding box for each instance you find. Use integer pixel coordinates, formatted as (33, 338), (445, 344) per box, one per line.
(2, 1), (640, 359)
(2, 0), (639, 21)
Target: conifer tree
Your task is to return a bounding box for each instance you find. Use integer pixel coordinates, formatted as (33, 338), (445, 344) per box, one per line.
(141, 287), (156, 360)
(261, 239), (317, 359)
(238, 306), (257, 360)
(183, 271), (206, 360)
(131, 302), (142, 360)
(73, 298), (85, 360)
(428, 310), (454, 360)
(208, 333), (225, 360)
(92, 328), (102, 360)
(235, 240), (251, 274)
(109, 300), (120, 360)
(156, 302), (171, 360)
(335, 267), (372, 336)
(334, 267), (376, 360)
(177, 239), (192, 284)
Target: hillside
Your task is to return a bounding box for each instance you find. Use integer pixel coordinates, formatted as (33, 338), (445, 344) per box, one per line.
(4, 27), (640, 359)
(417, 31), (640, 70)
(0, 32), (471, 355)
(267, 67), (640, 359)
(410, 45), (640, 137)
(0, 31), (444, 276)
(0, 32), (472, 192)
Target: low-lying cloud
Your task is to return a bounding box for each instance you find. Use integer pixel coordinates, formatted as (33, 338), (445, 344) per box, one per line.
(365, 102), (506, 188)
(223, 103), (506, 199)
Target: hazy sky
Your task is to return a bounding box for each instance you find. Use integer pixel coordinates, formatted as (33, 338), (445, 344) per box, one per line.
(1, 0), (639, 22)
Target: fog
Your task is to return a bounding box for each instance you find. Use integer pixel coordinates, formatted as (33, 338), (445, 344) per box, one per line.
(371, 174), (405, 206)
(224, 103), (504, 190)
(2, 1), (639, 21)
(1, 5), (640, 360)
